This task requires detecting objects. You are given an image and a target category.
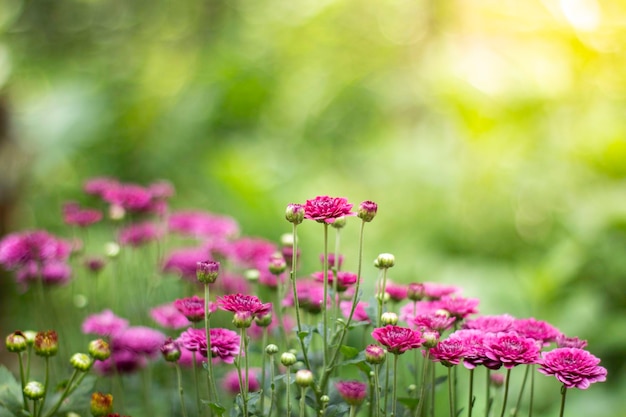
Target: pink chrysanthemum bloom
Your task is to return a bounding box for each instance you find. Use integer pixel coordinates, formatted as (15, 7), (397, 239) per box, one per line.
(422, 282), (461, 300)
(371, 325), (424, 355)
(150, 303), (191, 329)
(312, 270), (358, 292)
(484, 332), (541, 369)
(0, 230), (72, 270)
(163, 247), (209, 280)
(429, 336), (470, 367)
(556, 335), (588, 349)
(63, 202), (103, 227)
(384, 281), (408, 303)
(15, 261), (73, 289)
(102, 183), (153, 212)
(173, 296), (216, 323)
(178, 327), (240, 364)
(304, 196), (356, 224)
(412, 312), (456, 333)
(222, 368), (262, 395)
(435, 296), (480, 320)
(230, 238), (277, 269)
(463, 314), (516, 334)
(336, 380), (368, 406)
(82, 310), (129, 336)
(177, 346), (208, 368)
(118, 222), (162, 247)
(537, 348), (607, 389)
(84, 177), (119, 197)
(399, 300), (441, 324)
(112, 326), (166, 356)
(447, 329), (492, 369)
(148, 180), (175, 199)
(340, 301), (371, 323)
(217, 294), (272, 318)
(319, 253), (344, 270)
(94, 350), (147, 375)
(511, 317), (561, 346)
(168, 210), (239, 240)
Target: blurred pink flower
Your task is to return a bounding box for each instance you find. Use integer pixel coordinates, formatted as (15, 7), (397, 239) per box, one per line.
(422, 282), (461, 300)
(463, 314), (515, 334)
(412, 312), (456, 333)
(118, 222), (162, 247)
(556, 335), (588, 349)
(340, 301), (371, 323)
(150, 303), (191, 329)
(336, 380), (368, 406)
(312, 270), (358, 292)
(82, 309), (129, 336)
(537, 348), (607, 389)
(163, 246), (209, 280)
(63, 202), (103, 227)
(304, 196), (355, 224)
(94, 350), (147, 375)
(168, 210), (239, 240)
(174, 296), (216, 323)
(435, 296), (479, 320)
(512, 317), (561, 346)
(0, 230), (72, 270)
(112, 326), (166, 356)
(222, 368), (262, 395)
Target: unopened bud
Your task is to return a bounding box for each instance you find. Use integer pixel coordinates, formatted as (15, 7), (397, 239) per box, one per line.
(34, 331), (58, 357)
(295, 369), (314, 387)
(5, 331), (27, 353)
(197, 260), (220, 284)
(268, 253), (287, 275)
(285, 204), (305, 225)
(254, 312), (273, 327)
(407, 283), (425, 301)
(330, 216), (346, 229)
(381, 312), (398, 326)
(233, 311), (254, 328)
(265, 344), (279, 355)
(104, 242), (120, 258)
(88, 339), (111, 361)
(365, 344), (386, 365)
(24, 381), (45, 400)
(244, 269), (260, 282)
(422, 331), (440, 349)
(70, 353), (93, 372)
(280, 352), (297, 367)
(90, 392), (114, 416)
(160, 338), (181, 362)
(357, 201), (378, 222)
(374, 253), (395, 269)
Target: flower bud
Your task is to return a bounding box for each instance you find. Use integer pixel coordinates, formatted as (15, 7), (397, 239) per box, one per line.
(160, 338), (181, 362)
(70, 353), (93, 372)
(244, 269), (260, 282)
(233, 311), (254, 329)
(88, 339), (111, 361)
(6, 331), (27, 353)
(295, 369), (314, 387)
(407, 283), (425, 301)
(490, 372), (505, 388)
(197, 260), (220, 284)
(24, 381), (45, 400)
(280, 233), (294, 247)
(320, 395), (330, 404)
(365, 344), (386, 365)
(254, 312), (273, 328)
(104, 242), (120, 258)
(374, 253), (395, 269)
(330, 216), (346, 229)
(422, 331), (440, 349)
(357, 201), (378, 222)
(381, 312), (398, 326)
(90, 392), (113, 416)
(265, 344), (279, 355)
(280, 352), (297, 367)
(23, 331), (37, 346)
(34, 331), (58, 357)
(268, 253), (287, 275)
(285, 204), (305, 225)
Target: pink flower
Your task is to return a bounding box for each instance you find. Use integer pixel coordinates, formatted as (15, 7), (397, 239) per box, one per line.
(484, 332), (541, 369)
(63, 202), (103, 227)
(174, 296), (216, 323)
(384, 281), (408, 302)
(312, 270), (358, 292)
(177, 346), (208, 367)
(15, 261), (72, 288)
(0, 230), (71, 270)
(304, 196), (356, 224)
(163, 247), (209, 280)
(102, 183), (153, 212)
(84, 257), (106, 274)
(82, 310), (129, 336)
(112, 326), (166, 356)
(463, 314), (516, 334)
(336, 381), (368, 406)
(230, 238), (277, 269)
(94, 350), (147, 375)
(150, 303), (191, 329)
(447, 329), (492, 369)
(371, 325), (424, 355)
(556, 335), (588, 349)
(84, 177), (119, 197)
(511, 318), (561, 346)
(340, 301), (371, 323)
(319, 253), (344, 269)
(217, 294), (272, 318)
(222, 368), (262, 395)
(429, 337), (470, 367)
(178, 327), (240, 363)
(148, 180), (175, 199)
(435, 296), (479, 320)
(168, 210), (239, 239)
(537, 348), (607, 389)
(412, 312), (456, 333)
(422, 282), (461, 300)
(118, 222), (162, 247)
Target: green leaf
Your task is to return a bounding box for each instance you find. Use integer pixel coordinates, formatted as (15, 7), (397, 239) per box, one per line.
(397, 397), (420, 409)
(339, 345), (359, 360)
(55, 375), (97, 415)
(206, 401), (226, 416)
(0, 366), (25, 416)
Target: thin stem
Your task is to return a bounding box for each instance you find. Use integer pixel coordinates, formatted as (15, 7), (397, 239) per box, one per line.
(290, 224), (313, 371)
(204, 283), (218, 409)
(512, 365), (530, 417)
(527, 366), (535, 417)
(176, 363), (189, 417)
(260, 329), (268, 414)
(43, 369), (79, 417)
(242, 328), (250, 417)
(499, 369), (512, 417)
(268, 356), (276, 417)
(377, 267), (390, 327)
(430, 359), (435, 417)
(448, 367), (455, 417)
(322, 223), (329, 371)
(384, 354), (390, 415)
(299, 387), (306, 417)
(468, 368), (475, 417)
(558, 385), (567, 417)
(332, 228), (341, 332)
(17, 353), (28, 412)
(349, 405), (357, 417)
(191, 352), (201, 416)
(39, 357), (50, 417)
(485, 369), (491, 417)
(286, 366), (292, 417)
(374, 365), (382, 417)
(415, 349), (430, 417)
(391, 354), (399, 417)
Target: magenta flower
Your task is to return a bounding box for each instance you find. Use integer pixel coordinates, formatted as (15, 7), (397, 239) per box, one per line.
(556, 335), (588, 349)
(336, 380), (368, 406)
(511, 317), (561, 346)
(304, 196), (356, 224)
(312, 270), (358, 292)
(412, 312), (456, 333)
(174, 295), (215, 323)
(82, 310), (129, 336)
(148, 180), (175, 199)
(340, 301), (371, 323)
(118, 222), (162, 247)
(84, 257), (106, 274)
(422, 282), (461, 300)
(63, 202), (103, 227)
(447, 329), (492, 369)
(177, 346), (208, 368)
(84, 177), (119, 197)
(537, 348), (607, 389)
(217, 293), (272, 318)
(94, 350), (147, 375)
(15, 261), (72, 288)
(371, 325), (424, 355)
(150, 303), (191, 329)
(222, 368), (262, 394)
(178, 327), (240, 364)
(163, 247), (209, 280)
(463, 314), (516, 334)
(319, 253), (344, 269)
(357, 200), (378, 222)
(384, 281), (408, 302)
(229, 238), (277, 269)
(429, 337), (470, 367)
(168, 210), (239, 240)
(112, 326), (166, 356)
(435, 296), (480, 320)
(0, 230), (72, 270)
(102, 183), (153, 212)
(484, 332), (541, 369)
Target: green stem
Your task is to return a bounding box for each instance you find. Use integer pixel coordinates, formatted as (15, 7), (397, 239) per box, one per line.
(377, 267), (389, 327)
(430, 359), (435, 417)
(176, 364), (189, 417)
(260, 329), (268, 414)
(332, 228), (341, 332)
(392, 354), (399, 417)
(205, 283), (218, 410)
(286, 366), (292, 417)
(242, 328), (250, 417)
(17, 353), (28, 412)
(43, 369), (79, 417)
(485, 369), (491, 417)
(268, 356), (276, 417)
(322, 223), (329, 371)
(558, 385), (567, 417)
(299, 387), (306, 417)
(191, 351), (201, 416)
(499, 369), (512, 417)
(349, 405), (357, 417)
(512, 365), (530, 417)
(290, 224), (313, 371)
(448, 367), (455, 417)
(527, 366), (535, 417)
(38, 357), (50, 417)
(468, 368), (475, 417)
(384, 354), (390, 415)
(415, 349), (430, 417)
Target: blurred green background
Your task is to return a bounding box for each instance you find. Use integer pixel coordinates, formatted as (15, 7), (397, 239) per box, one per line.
(1, 0), (625, 415)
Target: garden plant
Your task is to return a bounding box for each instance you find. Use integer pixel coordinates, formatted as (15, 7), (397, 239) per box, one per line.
(0, 178), (607, 417)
